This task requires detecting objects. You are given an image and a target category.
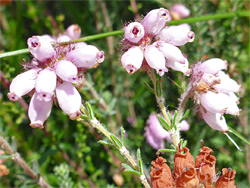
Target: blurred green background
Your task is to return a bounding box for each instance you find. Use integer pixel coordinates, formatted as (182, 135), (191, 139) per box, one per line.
(0, 0), (249, 187)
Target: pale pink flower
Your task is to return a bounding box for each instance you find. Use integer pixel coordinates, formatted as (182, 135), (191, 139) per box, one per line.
(8, 68), (40, 101)
(145, 45), (168, 76)
(35, 68), (57, 102)
(124, 22), (145, 43)
(27, 36), (56, 61)
(142, 8), (170, 35)
(121, 46), (144, 74)
(28, 92), (53, 129)
(156, 24), (195, 46)
(199, 58), (228, 74)
(145, 113), (190, 150)
(55, 60), (78, 83)
(57, 35), (71, 43)
(66, 24), (81, 40)
(170, 4), (190, 19)
(56, 82), (82, 120)
(66, 45), (104, 68)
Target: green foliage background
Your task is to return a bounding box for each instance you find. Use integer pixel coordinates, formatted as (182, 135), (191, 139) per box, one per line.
(0, 0), (249, 187)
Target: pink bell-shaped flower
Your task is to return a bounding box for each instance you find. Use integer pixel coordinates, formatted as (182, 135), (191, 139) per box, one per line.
(35, 68), (57, 102)
(8, 68), (40, 101)
(166, 58), (190, 75)
(55, 60), (78, 83)
(27, 36), (56, 61)
(156, 24), (195, 46)
(121, 46), (144, 74)
(56, 81), (82, 120)
(57, 35), (71, 43)
(66, 45), (104, 68)
(28, 92), (53, 129)
(170, 4), (190, 19)
(199, 58), (228, 74)
(201, 108), (229, 133)
(156, 41), (186, 64)
(66, 24), (81, 40)
(142, 8), (170, 35)
(145, 45), (168, 76)
(124, 22), (145, 43)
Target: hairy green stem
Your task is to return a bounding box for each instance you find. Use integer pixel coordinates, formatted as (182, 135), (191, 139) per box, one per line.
(0, 10), (248, 59)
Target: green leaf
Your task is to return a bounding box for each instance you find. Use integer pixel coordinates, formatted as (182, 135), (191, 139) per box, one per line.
(121, 127), (126, 144)
(80, 114), (89, 120)
(229, 127), (250, 146)
(110, 135), (123, 149)
(183, 140), (187, 147)
(137, 148), (143, 175)
(86, 102), (95, 120)
(167, 111), (173, 123)
(98, 140), (114, 147)
(156, 79), (162, 97)
(143, 82), (155, 94)
(122, 163), (140, 176)
(172, 110), (178, 131)
(157, 115), (171, 131)
(0, 154), (14, 160)
(179, 109), (190, 123)
(158, 149), (176, 153)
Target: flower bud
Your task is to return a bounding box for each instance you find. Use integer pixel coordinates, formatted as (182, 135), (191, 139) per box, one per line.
(121, 46), (143, 74)
(66, 45), (104, 68)
(170, 4), (190, 19)
(74, 42), (87, 49)
(201, 108), (229, 133)
(41, 34), (56, 43)
(66, 24), (81, 40)
(142, 8), (170, 35)
(200, 58), (228, 74)
(214, 168), (236, 188)
(55, 60), (78, 83)
(57, 35), (71, 43)
(28, 92), (53, 129)
(174, 147), (195, 178)
(166, 58), (189, 75)
(124, 22), (145, 43)
(8, 68), (39, 101)
(156, 24), (195, 46)
(56, 82), (81, 120)
(27, 36), (56, 61)
(35, 68), (57, 102)
(175, 166), (199, 188)
(145, 45), (168, 76)
(150, 157), (174, 188)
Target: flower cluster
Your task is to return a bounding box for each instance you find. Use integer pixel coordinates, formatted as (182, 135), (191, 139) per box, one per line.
(121, 8), (195, 76)
(150, 145), (236, 188)
(8, 24), (105, 129)
(0, 150), (9, 177)
(192, 58), (240, 133)
(145, 113), (190, 150)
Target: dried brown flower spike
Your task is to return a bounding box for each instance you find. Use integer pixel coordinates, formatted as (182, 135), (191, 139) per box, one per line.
(175, 166), (199, 188)
(214, 168), (236, 188)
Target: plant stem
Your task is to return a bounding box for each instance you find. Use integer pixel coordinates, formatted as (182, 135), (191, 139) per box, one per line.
(0, 137), (51, 188)
(1, 10), (249, 59)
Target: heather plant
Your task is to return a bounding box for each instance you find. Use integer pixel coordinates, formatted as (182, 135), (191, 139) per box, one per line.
(0, 1), (249, 187)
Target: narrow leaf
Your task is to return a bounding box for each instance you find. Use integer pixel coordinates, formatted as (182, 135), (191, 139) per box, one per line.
(80, 114), (89, 120)
(121, 163), (140, 176)
(167, 111), (172, 123)
(137, 149), (143, 175)
(0, 154), (13, 160)
(98, 140), (114, 147)
(179, 139), (184, 149)
(157, 115), (171, 131)
(172, 110), (178, 131)
(183, 140), (187, 147)
(179, 109), (190, 123)
(158, 149), (176, 153)
(121, 127), (126, 144)
(110, 135), (123, 149)
(156, 79), (162, 97)
(229, 127), (250, 146)
(143, 82), (155, 94)
(86, 102), (95, 120)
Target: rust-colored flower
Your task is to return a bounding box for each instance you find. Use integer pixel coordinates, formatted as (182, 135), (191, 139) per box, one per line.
(196, 154), (216, 185)
(174, 147), (194, 178)
(214, 168), (236, 188)
(195, 146), (216, 185)
(175, 166), (199, 188)
(150, 156), (174, 188)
